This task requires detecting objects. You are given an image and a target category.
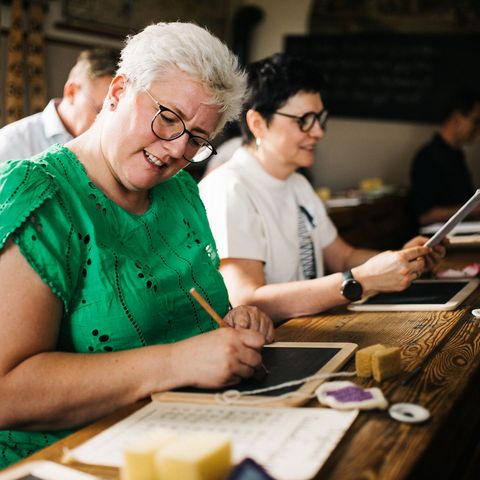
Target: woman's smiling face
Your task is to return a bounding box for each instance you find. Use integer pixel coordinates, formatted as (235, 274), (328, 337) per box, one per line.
(259, 90), (325, 177)
(101, 70), (221, 192)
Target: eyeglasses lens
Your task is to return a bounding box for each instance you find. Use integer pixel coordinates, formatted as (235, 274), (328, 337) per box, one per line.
(301, 111), (328, 132)
(153, 110), (185, 140)
(189, 143), (214, 163)
(151, 104), (215, 163)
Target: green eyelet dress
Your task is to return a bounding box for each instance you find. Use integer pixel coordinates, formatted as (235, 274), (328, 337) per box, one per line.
(0, 144), (229, 468)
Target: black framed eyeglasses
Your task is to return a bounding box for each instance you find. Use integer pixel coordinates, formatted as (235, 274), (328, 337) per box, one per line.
(274, 109), (329, 132)
(143, 88), (217, 163)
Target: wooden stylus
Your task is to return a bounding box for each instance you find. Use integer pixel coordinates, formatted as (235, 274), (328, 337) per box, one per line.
(189, 287), (268, 373)
(189, 287), (227, 327)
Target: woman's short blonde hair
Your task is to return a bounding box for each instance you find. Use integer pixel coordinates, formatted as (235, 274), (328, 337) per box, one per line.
(117, 22), (246, 136)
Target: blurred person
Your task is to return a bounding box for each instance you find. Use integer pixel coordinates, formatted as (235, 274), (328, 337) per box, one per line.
(0, 47), (119, 163)
(410, 89), (480, 226)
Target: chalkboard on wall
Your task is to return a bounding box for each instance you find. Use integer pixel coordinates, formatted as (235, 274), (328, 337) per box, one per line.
(285, 34), (480, 123)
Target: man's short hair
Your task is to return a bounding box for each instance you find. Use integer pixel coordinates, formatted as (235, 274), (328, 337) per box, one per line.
(68, 48), (120, 81)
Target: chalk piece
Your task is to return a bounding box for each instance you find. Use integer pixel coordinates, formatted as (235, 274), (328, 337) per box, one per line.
(355, 344), (386, 377)
(155, 434), (231, 480)
(122, 429), (177, 480)
(372, 347), (402, 382)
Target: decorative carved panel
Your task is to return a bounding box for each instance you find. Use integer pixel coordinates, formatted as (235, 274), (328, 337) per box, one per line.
(61, 0), (227, 39)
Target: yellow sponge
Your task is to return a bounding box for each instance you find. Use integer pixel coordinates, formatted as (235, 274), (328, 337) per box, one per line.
(122, 429), (177, 480)
(355, 344), (386, 377)
(155, 433), (231, 480)
(371, 347), (402, 382)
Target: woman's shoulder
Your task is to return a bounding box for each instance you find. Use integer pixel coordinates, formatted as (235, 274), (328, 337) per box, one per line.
(0, 144), (76, 198)
(0, 154), (59, 204)
(1, 143), (75, 181)
(0, 145), (77, 248)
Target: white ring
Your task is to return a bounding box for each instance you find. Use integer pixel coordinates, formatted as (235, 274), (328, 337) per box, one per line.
(471, 309), (480, 318)
(389, 403), (430, 424)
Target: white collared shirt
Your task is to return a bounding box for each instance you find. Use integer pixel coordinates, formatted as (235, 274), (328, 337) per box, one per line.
(0, 99), (72, 163)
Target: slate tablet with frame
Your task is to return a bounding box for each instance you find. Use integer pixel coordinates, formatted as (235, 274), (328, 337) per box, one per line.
(152, 342), (357, 407)
(348, 279), (479, 312)
(0, 460), (98, 480)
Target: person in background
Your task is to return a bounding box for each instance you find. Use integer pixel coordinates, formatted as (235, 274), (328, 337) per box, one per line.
(0, 22), (273, 468)
(203, 120), (314, 184)
(199, 53), (445, 322)
(410, 89), (480, 226)
(0, 48), (119, 163)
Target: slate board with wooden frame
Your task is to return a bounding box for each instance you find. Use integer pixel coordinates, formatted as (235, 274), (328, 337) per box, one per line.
(152, 342), (357, 408)
(348, 279), (479, 312)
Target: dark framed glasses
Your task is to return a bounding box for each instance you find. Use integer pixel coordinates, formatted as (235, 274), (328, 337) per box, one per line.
(274, 109), (329, 132)
(144, 88), (217, 163)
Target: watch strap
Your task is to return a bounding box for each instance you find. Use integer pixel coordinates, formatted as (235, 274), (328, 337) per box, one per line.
(342, 270), (355, 282)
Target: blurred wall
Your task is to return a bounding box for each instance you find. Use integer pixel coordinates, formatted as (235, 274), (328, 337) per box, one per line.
(1, 0), (479, 191)
(241, 0), (480, 191)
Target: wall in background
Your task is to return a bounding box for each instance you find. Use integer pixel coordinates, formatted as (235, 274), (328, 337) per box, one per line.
(0, 0), (234, 120)
(1, 0), (479, 191)
(315, 118), (433, 190)
(0, 1), (122, 124)
(244, 0), (311, 61)
(241, 0), (480, 191)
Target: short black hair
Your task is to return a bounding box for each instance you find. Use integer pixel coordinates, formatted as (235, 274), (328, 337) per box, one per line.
(440, 88), (480, 122)
(240, 53), (325, 144)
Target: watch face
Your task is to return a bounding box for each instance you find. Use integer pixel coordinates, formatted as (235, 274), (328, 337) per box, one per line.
(342, 279), (363, 301)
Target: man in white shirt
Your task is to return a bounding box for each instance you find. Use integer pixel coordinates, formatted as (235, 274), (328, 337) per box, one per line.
(0, 48), (119, 163)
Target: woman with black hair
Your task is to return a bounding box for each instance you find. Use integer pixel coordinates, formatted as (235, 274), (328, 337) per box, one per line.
(200, 53), (445, 322)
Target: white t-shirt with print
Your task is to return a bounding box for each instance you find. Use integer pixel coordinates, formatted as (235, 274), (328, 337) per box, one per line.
(199, 147), (337, 284)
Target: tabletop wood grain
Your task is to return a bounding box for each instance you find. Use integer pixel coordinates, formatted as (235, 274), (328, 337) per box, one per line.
(4, 248), (480, 479)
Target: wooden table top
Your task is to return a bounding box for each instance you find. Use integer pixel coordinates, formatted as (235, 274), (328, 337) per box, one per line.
(4, 249), (480, 479)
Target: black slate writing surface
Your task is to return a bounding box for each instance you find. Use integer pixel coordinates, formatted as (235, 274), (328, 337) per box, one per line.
(285, 34), (480, 122)
(177, 346), (341, 397)
(153, 342), (357, 407)
(349, 279), (478, 312)
(363, 281), (467, 305)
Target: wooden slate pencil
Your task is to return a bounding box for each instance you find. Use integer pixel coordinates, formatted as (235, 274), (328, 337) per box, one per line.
(189, 287), (227, 327)
(189, 287), (268, 373)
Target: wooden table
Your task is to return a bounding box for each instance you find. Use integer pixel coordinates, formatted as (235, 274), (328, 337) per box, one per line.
(4, 250), (480, 480)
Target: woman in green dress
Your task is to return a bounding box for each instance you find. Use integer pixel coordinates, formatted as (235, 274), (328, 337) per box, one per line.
(0, 22), (273, 468)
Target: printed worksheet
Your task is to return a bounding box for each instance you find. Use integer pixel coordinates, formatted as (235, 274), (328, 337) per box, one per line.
(72, 401), (358, 480)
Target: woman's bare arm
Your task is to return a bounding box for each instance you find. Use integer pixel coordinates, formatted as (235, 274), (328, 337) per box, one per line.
(220, 237), (429, 321)
(0, 240), (266, 431)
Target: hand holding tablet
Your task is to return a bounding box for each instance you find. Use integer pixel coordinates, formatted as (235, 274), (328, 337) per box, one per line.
(426, 189), (480, 247)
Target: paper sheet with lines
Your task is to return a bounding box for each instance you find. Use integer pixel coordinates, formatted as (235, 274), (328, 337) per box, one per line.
(72, 401), (358, 480)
